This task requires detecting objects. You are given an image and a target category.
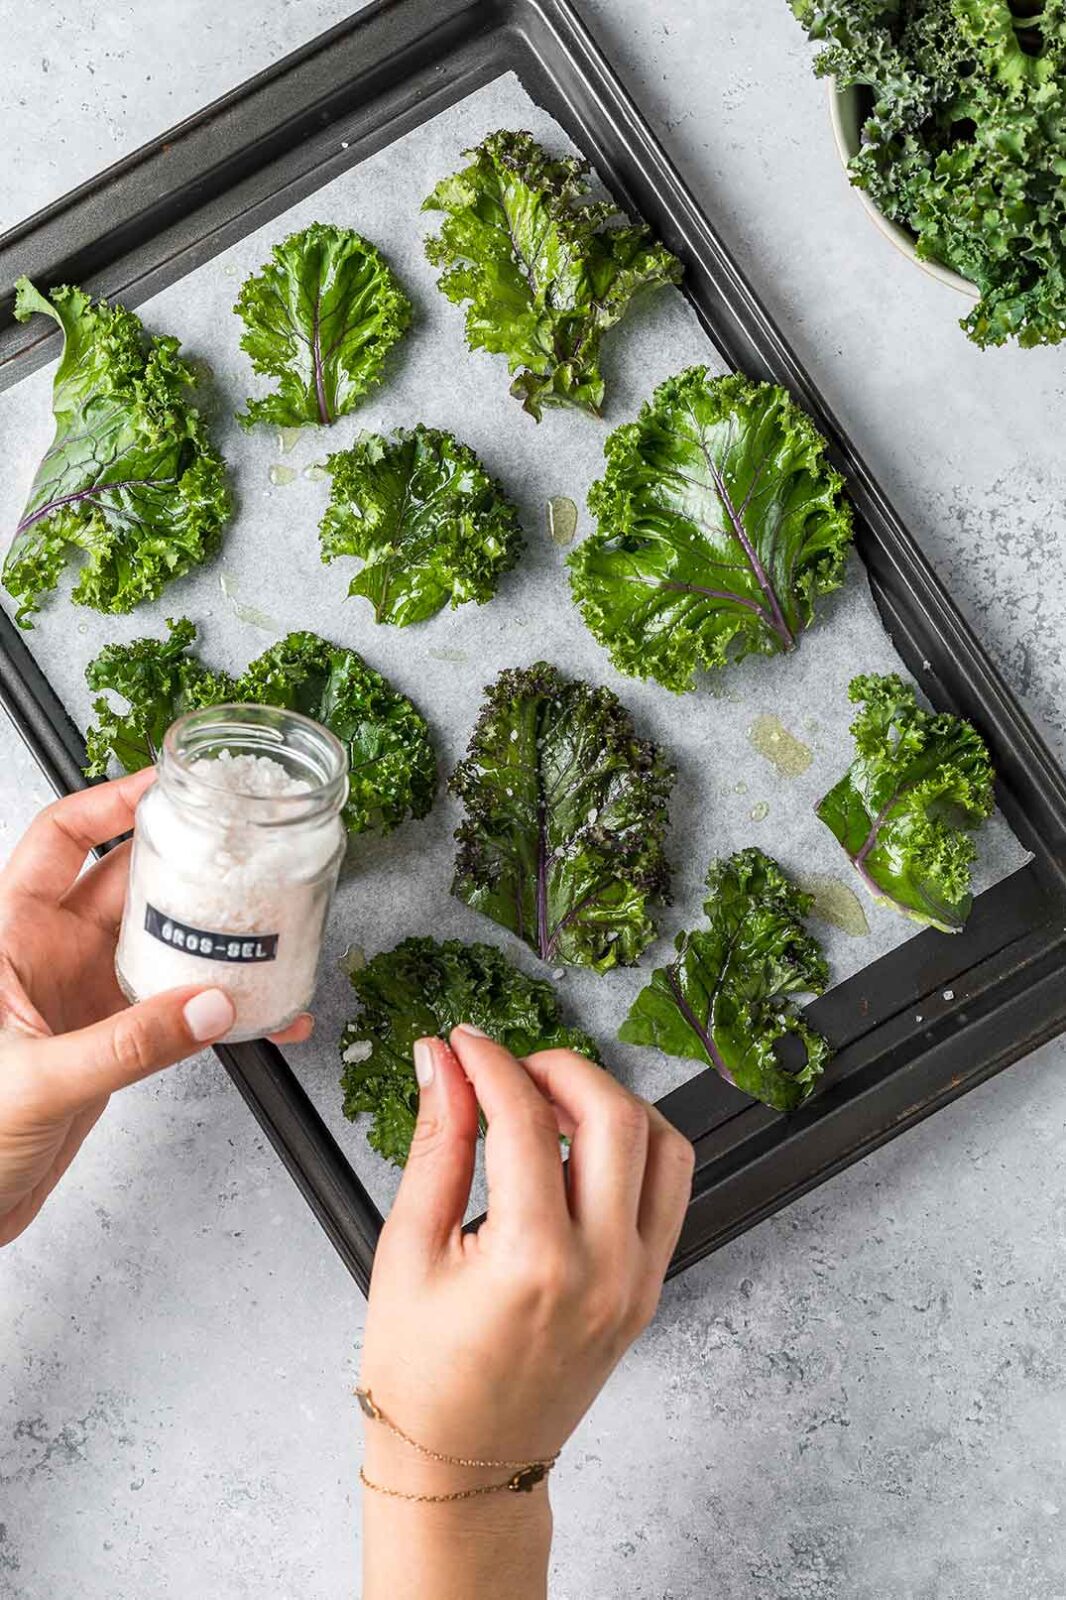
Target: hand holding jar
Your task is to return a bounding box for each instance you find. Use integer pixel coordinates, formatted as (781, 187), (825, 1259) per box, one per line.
(0, 769), (317, 1246)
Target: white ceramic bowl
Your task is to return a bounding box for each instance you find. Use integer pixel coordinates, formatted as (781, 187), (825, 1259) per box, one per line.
(828, 81), (977, 299)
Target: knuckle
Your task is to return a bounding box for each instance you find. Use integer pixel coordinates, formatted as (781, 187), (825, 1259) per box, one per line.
(407, 1111), (448, 1157)
(108, 1011), (160, 1078)
(630, 1281), (663, 1334)
(584, 1284), (629, 1339)
(667, 1128), (696, 1177)
(608, 1095), (648, 1145)
(513, 1240), (571, 1304)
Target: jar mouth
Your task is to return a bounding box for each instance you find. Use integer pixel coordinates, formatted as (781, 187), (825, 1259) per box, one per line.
(161, 703), (349, 822)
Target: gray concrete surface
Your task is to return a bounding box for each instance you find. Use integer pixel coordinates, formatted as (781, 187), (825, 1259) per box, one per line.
(2, 3), (1065, 1597)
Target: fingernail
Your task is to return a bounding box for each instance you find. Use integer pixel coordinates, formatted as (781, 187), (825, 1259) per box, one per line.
(414, 1039), (435, 1088)
(184, 989), (236, 1042)
(454, 1022), (489, 1039)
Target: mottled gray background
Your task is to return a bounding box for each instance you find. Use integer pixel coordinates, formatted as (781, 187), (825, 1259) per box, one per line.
(1, 3), (1065, 1597)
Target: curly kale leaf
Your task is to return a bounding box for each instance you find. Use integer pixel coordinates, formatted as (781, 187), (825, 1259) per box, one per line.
(85, 620), (437, 836)
(340, 936), (601, 1166)
(84, 617), (235, 776)
(423, 129), (682, 420)
(319, 426), (524, 626)
(619, 848), (831, 1112)
(451, 663), (673, 971)
(234, 224), (411, 428)
(6, 279), (229, 627)
(789, 0), (1066, 348)
(235, 631), (438, 834)
(569, 368), (853, 692)
(815, 673), (995, 933)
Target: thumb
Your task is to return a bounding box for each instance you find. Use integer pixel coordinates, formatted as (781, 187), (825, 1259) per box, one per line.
(37, 986), (236, 1110)
(386, 1037), (479, 1258)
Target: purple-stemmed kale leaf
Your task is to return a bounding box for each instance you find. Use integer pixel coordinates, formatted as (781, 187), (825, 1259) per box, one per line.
(569, 367), (853, 691)
(619, 848), (830, 1112)
(5, 279), (229, 627)
(234, 223), (411, 429)
(816, 673), (995, 933)
(340, 936), (601, 1165)
(451, 662), (673, 971)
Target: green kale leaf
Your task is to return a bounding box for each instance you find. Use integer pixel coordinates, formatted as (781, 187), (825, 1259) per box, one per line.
(815, 672), (995, 932)
(569, 368), (853, 692)
(619, 848), (831, 1112)
(6, 279), (229, 627)
(788, 0), (1066, 348)
(422, 129), (682, 420)
(84, 617), (235, 774)
(340, 935), (601, 1166)
(451, 662), (673, 971)
(319, 426), (524, 626)
(85, 619), (438, 836)
(234, 223), (411, 428)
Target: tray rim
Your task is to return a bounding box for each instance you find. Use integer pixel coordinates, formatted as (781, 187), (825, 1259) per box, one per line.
(1, 0), (1064, 1296)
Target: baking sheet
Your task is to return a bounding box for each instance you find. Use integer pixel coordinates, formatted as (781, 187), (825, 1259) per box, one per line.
(0, 73), (1028, 1215)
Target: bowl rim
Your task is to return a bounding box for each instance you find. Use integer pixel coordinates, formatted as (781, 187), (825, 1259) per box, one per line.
(827, 80), (978, 299)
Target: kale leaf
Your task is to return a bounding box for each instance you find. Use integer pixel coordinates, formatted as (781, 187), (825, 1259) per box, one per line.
(84, 617), (235, 774)
(319, 426), (524, 626)
(6, 279), (229, 627)
(815, 672), (995, 932)
(85, 619), (438, 836)
(451, 662), (673, 971)
(789, 0), (1066, 348)
(234, 223), (411, 428)
(423, 129), (682, 420)
(340, 935), (601, 1165)
(569, 368), (853, 691)
(619, 848), (831, 1112)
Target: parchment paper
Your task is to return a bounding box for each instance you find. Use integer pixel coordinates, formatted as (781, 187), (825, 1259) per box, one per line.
(0, 74), (1029, 1216)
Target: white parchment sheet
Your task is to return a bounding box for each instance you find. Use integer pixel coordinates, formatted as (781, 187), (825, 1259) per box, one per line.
(0, 73), (1028, 1215)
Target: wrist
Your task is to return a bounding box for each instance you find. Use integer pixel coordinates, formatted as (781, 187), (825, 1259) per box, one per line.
(361, 1422), (551, 1600)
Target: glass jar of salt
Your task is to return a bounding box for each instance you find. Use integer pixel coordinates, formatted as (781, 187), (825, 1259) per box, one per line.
(116, 704), (348, 1042)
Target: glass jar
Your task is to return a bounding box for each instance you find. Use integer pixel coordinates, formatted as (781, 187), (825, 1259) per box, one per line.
(116, 704), (348, 1043)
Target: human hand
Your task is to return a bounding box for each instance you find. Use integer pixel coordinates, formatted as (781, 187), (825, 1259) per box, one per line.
(0, 770), (311, 1246)
(360, 1026), (693, 1600)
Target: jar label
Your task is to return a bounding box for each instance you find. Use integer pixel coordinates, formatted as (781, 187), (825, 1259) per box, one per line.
(144, 904), (279, 963)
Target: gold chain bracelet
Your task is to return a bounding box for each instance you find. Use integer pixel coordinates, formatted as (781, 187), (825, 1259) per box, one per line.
(355, 1387), (557, 1501)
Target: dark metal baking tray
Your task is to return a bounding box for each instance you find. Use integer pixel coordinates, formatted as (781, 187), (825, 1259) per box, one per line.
(1, 0), (1064, 1296)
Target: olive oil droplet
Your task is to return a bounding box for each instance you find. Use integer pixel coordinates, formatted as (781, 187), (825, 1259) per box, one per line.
(338, 944), (367, 977)
(746, 713), (812, 778)
(796, 873), (869, 937)
(303, 463), (329, 482)
(546, 495), (578, 546)
(276, 427), (304, 455)
(749, 801), (770, 822)
(268, 464), (297, 487)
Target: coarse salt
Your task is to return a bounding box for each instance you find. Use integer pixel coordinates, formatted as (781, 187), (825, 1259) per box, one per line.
(116, 712), (347, 1043)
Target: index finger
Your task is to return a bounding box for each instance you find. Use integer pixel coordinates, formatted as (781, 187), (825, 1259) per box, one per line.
(448, 1025), (569, 1240)
(5, 769), (155, 904)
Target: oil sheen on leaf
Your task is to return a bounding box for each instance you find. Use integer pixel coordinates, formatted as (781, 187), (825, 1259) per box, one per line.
(423, 129), (682, 420)
(234, 223), (411, 428)
(451, 662), (674, 971)
(815, 673), (995, 933)
(569, 368), (853, 691)
(84, 619), (438, 837)
(619, 848), (831, 1112)
(319, 425), (524, 626)
(5, 280), (230, 626)
(339, 937), (601, 1165)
